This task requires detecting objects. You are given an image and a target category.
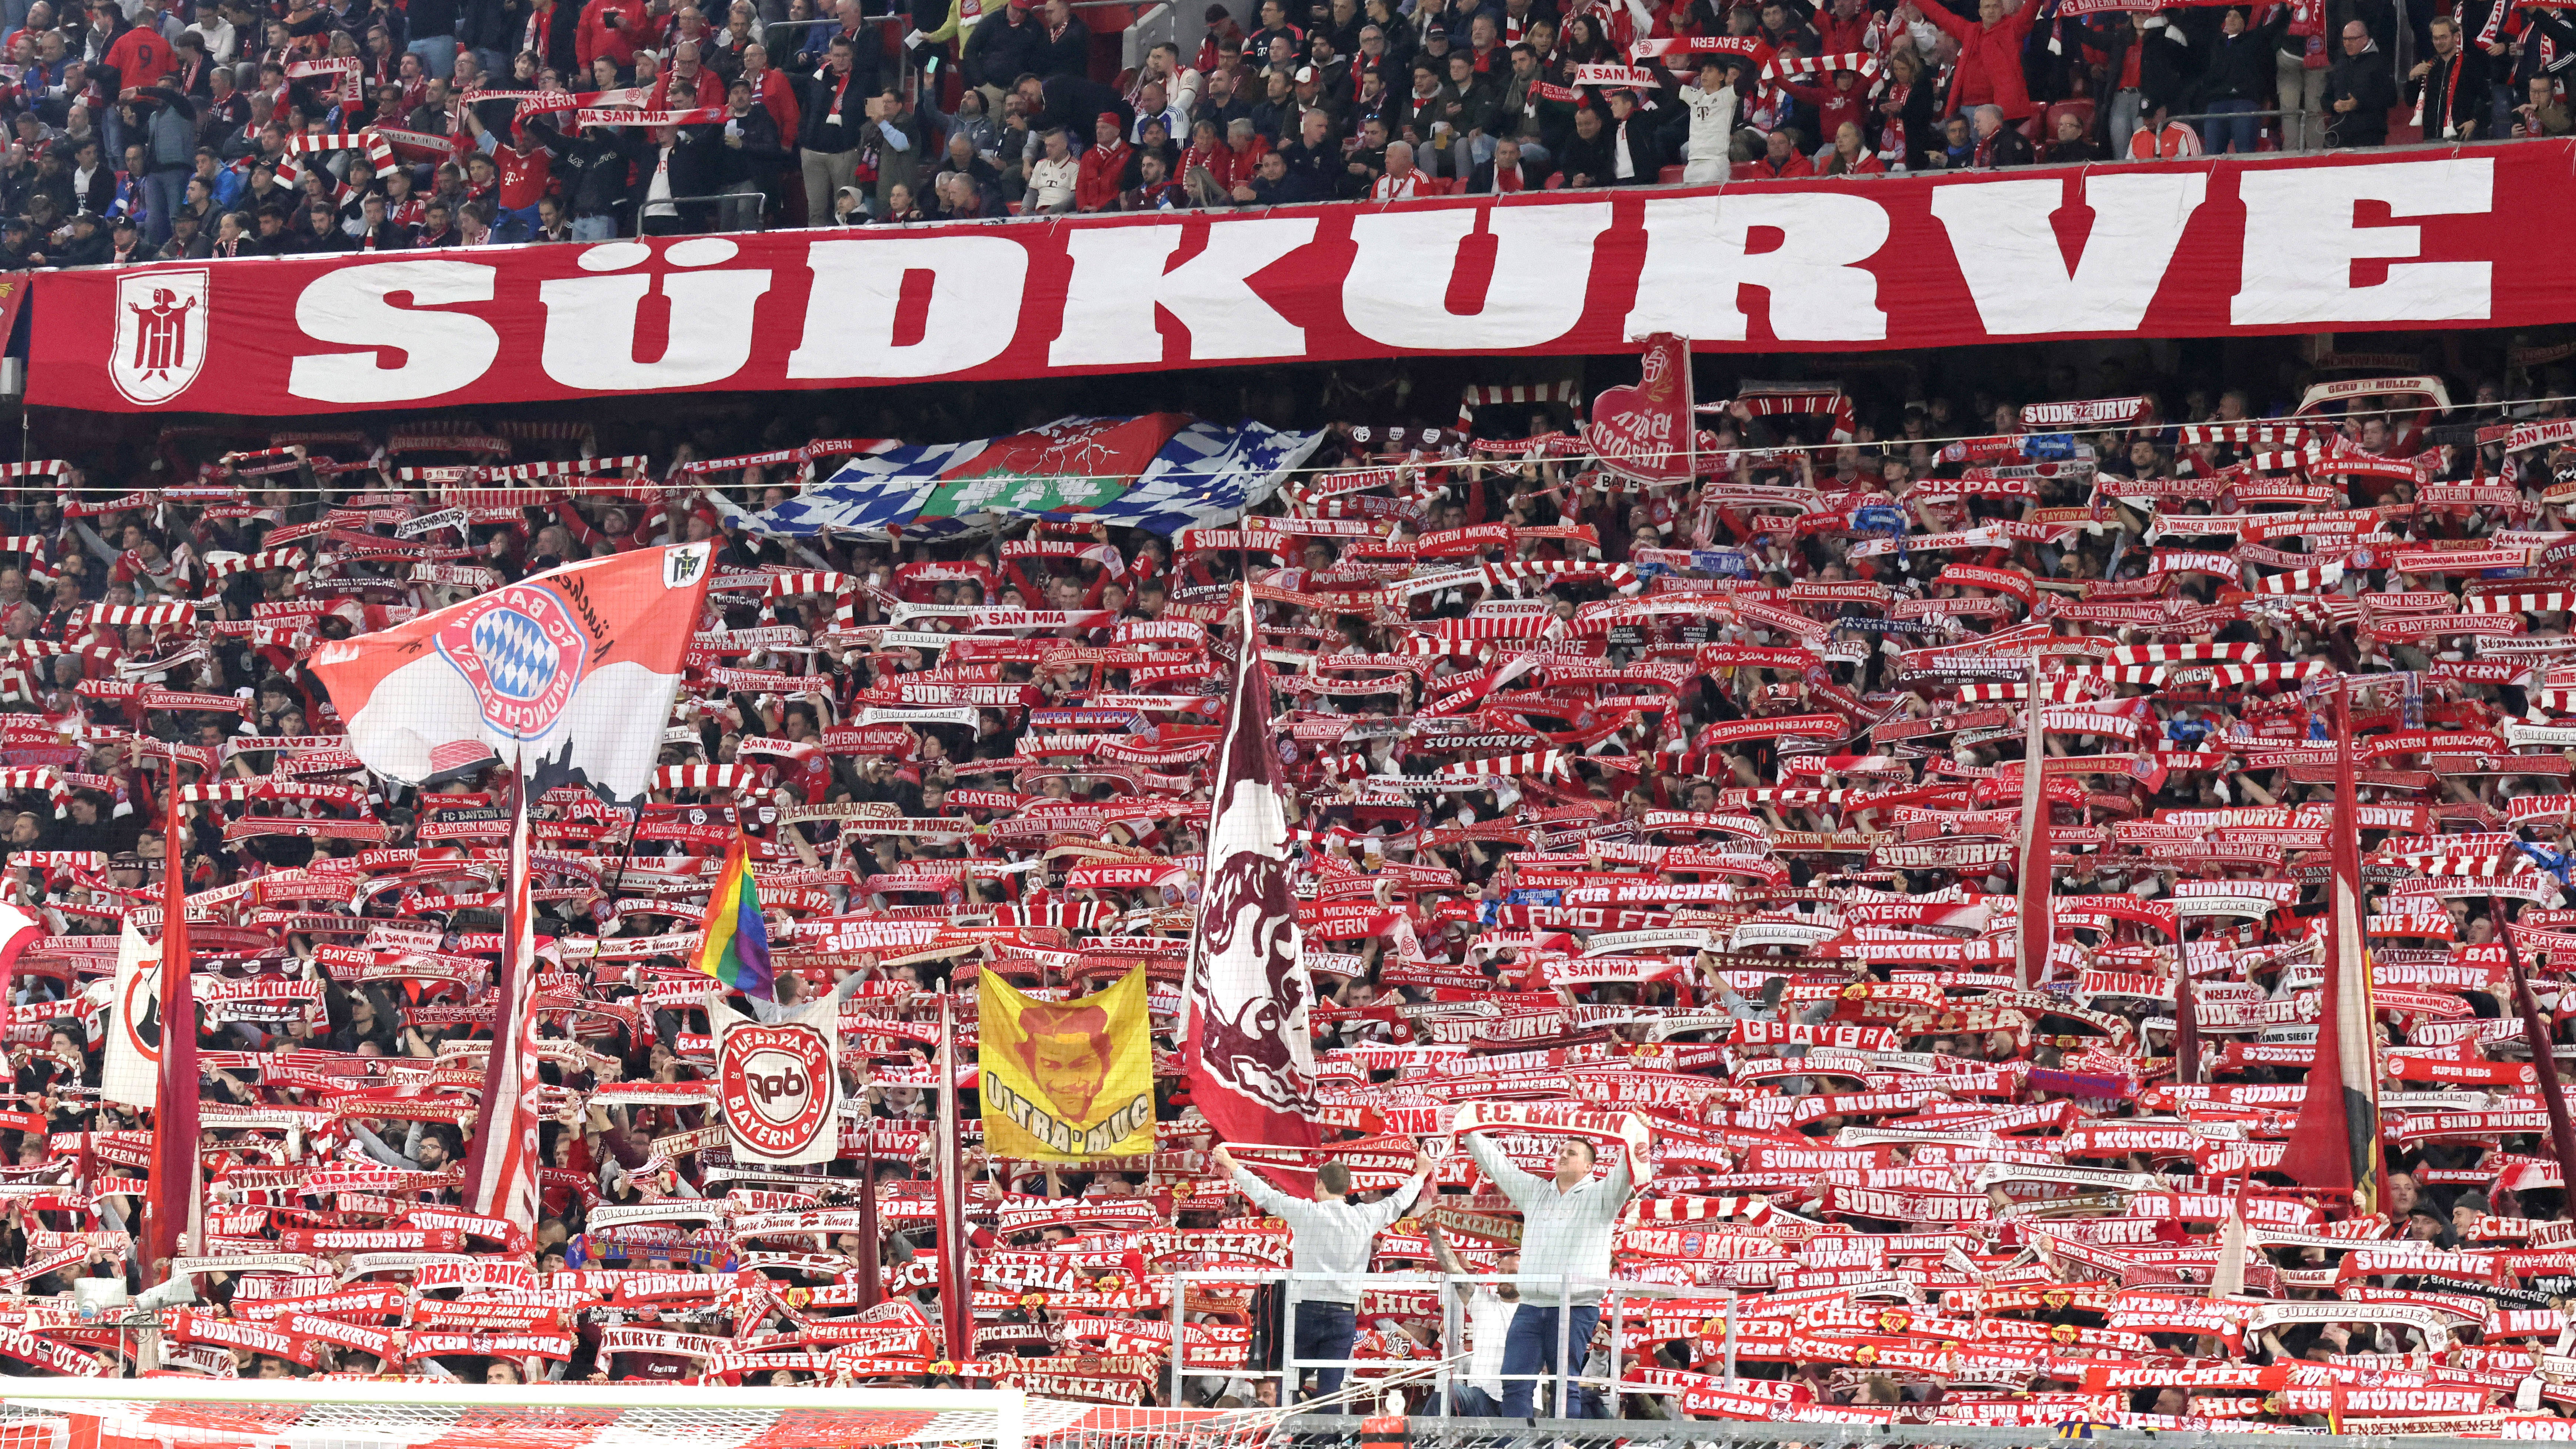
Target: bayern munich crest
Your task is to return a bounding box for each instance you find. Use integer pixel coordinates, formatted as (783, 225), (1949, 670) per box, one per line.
(431, 582), (590, 741)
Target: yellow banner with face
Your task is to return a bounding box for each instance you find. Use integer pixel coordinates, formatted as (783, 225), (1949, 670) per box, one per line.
(977, 965), (1155, 1161)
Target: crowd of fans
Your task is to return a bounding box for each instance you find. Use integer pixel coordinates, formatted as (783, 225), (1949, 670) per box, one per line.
(0, 352), (2563, 1427)
(0, 0), (2555, 254)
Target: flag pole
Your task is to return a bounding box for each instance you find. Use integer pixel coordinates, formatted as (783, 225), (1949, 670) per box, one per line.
(2015, 655), (2050, 991)
(461, 770), (540, 1236)
(2175, 950), (2202, 1087)
(935, 989), (971, 1374)
(143, 794), (198, 1285)
(855, 1059), (882, 1313)
(2281, 674), (2382, 1219)
(2497, 893), (2576, 1191)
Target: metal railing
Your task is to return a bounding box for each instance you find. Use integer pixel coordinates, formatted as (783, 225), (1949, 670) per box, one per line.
(1268, 1421), (2530, 1447)
(1164, 1269), (1694, 1418)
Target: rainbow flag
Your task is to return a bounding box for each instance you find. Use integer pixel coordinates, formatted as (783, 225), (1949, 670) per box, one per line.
(692, 835), (772, 1000)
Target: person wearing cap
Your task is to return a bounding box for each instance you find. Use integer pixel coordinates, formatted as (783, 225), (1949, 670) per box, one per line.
(55, 206), (108, 264)
(0, 217), (38, 269)
(108, 212), (151, 261)
(1192, 3), (1245, 74)
(1073, 108), (1125, 209)
(714, 75), (786, 227)
(157, 204), (210, 256)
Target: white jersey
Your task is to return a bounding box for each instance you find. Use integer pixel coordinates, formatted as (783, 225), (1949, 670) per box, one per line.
(1681, 81), (1736, 163)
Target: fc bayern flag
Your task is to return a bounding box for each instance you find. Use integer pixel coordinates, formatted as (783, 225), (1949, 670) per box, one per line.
(309, 543), (714, 804)
(1181, 591), (1320, 1159)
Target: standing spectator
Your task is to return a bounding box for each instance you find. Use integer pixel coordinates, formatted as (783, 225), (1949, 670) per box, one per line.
(1073, 107), (1123, 209)
(716, 76), (784, 226)
(630, 118), (717, 234)
(2322, 19), (2392, 142)
(963, 0), (1044, 112)
(2198, 4), (2288, 152)
(652, 37), (725, 110)
(1464, 1134), (1636, 1420)
(1031, 0), (1085, 77)
(1604, 85), (1661, 182)
(2274, 0), (2327, 146)
(859, 86), (918, 214)
(796, 34), (866, 225)
(1909, 0), (2045, 124)
(740, 45), (801, 144)
(135, 84), (191, 245)
(1675, 55), (1731, 184)
(2407, 13), (2488, 137)
(408, 0), (458, 78)
(543, 114), (630, 238)
(577, 0), (653, 81)
(1211, 1143), (1430, 1410)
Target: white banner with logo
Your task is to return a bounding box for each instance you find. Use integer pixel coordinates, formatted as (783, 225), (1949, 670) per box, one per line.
(710, 990), (843, 1166)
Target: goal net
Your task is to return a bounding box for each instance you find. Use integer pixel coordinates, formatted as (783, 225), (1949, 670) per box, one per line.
(0, 1382), (1061, 1449)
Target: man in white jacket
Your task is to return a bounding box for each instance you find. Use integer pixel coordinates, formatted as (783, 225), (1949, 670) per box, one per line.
(1215, 1143), (1434, 1409)
(1463, 1132), (1636, 1418)
(1678, 55), (1735, 184)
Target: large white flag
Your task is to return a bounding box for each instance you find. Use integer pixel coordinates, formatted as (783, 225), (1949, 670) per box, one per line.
(308, 543), (714, 804)
(102, 916), (157, 1110)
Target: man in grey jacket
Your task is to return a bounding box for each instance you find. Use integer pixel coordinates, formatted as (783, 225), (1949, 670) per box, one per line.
(1463, 1132), (1635, 1418)
(1215, 1143), (1432, 1408)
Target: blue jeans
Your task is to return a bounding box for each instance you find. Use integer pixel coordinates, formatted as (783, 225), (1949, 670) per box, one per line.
(2201, 96), (2260, 153)
(1454, 1385), (1502, 1417)
(1289, 1299), (1356, 1406)
(1498, 1302), (1602, 1419)
(407, 34), (455, 79)
(144, 167), (185, 246)
(571, 214), (617, 241)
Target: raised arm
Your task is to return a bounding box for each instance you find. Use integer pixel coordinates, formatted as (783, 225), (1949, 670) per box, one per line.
(1464, 1130), (1549, 1207)
(1214, 1143), (1300, 1217)
(1358, 1149), (1436, 1233)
